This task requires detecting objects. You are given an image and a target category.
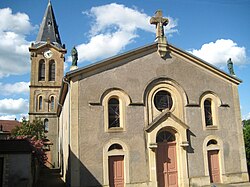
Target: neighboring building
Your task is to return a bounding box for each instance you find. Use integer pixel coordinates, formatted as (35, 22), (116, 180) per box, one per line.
(56, 10), (249, 187)
(0, 140), (34, 187)
(28, 1), (66, 168)
(0, 120), (21, 140)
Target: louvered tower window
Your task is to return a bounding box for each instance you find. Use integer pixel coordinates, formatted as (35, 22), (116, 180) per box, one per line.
(38, 96), (43, 110)
(38, 60), (45, 81)
(50, 96), (55, 111)
(49, 60), (55, 81)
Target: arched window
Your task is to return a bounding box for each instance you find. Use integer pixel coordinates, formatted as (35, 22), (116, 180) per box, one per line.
(207, 139), (217, 146)
(204, 99), (213, 126)
(50, 96), (55, 111)
(108, 98), (120, 128)
(38, 60), (45, 81)
(38, 96), (43, 110)
(156, 131), (175, 143)
(44, 119), (49, 132)
(108, 144), (123, 151)
(49, 60), (55, 81)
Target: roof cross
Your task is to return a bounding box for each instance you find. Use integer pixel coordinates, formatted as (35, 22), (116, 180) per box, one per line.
(150, 10), (169, 39)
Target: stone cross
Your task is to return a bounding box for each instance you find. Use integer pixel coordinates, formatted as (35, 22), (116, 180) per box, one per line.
(150, 10), (169, 39)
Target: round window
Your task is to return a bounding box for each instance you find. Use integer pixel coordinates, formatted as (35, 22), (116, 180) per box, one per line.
(154, 90), (173, 111)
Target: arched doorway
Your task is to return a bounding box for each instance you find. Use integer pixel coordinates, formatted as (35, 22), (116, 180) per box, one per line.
(108, 144), (124, 187)
(156, 131), (178, 187)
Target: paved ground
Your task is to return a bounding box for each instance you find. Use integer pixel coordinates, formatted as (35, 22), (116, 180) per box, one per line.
(205, 183), (250, 187)
(35, 167), (66, 187)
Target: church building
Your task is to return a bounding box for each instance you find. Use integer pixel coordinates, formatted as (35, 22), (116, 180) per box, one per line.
(29, 2), (249, 187)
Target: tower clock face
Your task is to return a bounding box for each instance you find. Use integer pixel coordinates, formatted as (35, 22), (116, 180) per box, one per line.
(44, 50), (53, 59)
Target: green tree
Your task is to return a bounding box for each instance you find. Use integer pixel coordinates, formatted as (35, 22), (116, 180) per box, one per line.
(243, 119), (250, 167)
(11, 118), (47, 164)
(11, 118), (45, 139)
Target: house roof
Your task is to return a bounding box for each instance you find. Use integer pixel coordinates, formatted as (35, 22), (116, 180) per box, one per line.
(0, 140), (32, 153)
(57, 42), (242, 116)
(0, 120), (21, 133)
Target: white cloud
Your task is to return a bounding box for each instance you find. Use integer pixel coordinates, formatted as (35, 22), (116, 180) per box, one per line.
(74, 3), (178, 63)
(0, 82), (29, 96)
(0, 8), (35, 77)
(0, 98), (29, 115)
(188, 39), (247, 66)
(0, 115), (17, 120)
(244, 112), (250, 120)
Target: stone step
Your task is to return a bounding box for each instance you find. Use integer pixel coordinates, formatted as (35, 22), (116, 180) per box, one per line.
(204, 182), (250, 187)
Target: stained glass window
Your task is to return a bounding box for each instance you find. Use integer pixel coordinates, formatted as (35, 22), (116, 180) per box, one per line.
(204, 99), (213, 126)
(108, 98), (120, 128)
(154, 90), (173, 111)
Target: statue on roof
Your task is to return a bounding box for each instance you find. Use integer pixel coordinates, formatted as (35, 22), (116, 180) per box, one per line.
(71, 46), (78, 66)
(227, 58), (235, 76)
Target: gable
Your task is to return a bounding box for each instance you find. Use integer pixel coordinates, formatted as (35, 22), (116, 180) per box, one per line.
(58, 42), (241, 115)
(66, 43), (240, 85)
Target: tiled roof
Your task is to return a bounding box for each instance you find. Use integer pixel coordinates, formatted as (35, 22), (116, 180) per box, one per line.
(0, 120), (21, 133)
(36, 1), (62, 47)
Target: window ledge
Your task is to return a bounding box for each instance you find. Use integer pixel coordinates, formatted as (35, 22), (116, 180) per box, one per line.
(205, 126), (218, 130)
(107, 127), (124, 133)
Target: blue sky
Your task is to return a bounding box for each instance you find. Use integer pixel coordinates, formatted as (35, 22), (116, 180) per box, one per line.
(0, 0), (249, 120)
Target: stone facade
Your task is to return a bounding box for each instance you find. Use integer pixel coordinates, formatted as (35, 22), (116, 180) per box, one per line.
(57, 43), (249, 186)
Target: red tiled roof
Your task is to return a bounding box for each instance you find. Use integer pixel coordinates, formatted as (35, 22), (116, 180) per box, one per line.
(0, 120), (21, 132)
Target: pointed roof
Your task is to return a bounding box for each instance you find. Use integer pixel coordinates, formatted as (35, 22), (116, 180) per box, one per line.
(36, 1), (62, 46)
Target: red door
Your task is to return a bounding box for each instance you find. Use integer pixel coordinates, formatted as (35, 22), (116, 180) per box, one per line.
(156, 142), (178, 187)
(109, 156), (124, 187)
(208, 150), (221, 183)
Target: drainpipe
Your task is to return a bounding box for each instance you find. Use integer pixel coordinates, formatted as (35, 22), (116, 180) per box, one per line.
(57, 102), (63, 168)
(62, 77), (71, 185)
(63, 77), (70, 147)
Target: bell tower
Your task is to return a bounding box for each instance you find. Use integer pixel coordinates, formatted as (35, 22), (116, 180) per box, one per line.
(29, 1), (66, 168)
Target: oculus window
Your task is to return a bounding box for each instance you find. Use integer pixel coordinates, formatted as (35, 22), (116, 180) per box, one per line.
(154, 90), (173, 111)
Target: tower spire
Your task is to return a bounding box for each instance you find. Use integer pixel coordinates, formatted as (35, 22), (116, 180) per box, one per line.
(36, 1), (62, 46)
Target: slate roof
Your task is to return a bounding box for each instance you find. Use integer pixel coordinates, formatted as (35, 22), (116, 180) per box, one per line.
(0, 120), (21, 133)
(0, 139), (32, 153)
(35, 1), (62, 48)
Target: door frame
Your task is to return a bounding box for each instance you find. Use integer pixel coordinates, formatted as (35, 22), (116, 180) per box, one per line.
(156, 140), (178, 187)
(108, 155), (124, 187)
(147, 125), (189, 187)
(207, 150), (221, 183)
(203, 135), (225, 184)
(103, 139), (130, 186)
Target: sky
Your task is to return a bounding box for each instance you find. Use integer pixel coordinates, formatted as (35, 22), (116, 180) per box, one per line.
(0, 0), (249, 121)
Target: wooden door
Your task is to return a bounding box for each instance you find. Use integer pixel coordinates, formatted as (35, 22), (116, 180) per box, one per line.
(109, 156), (124, 187)
(157, 142), (178, 187)
(208, 150), (221, 183)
